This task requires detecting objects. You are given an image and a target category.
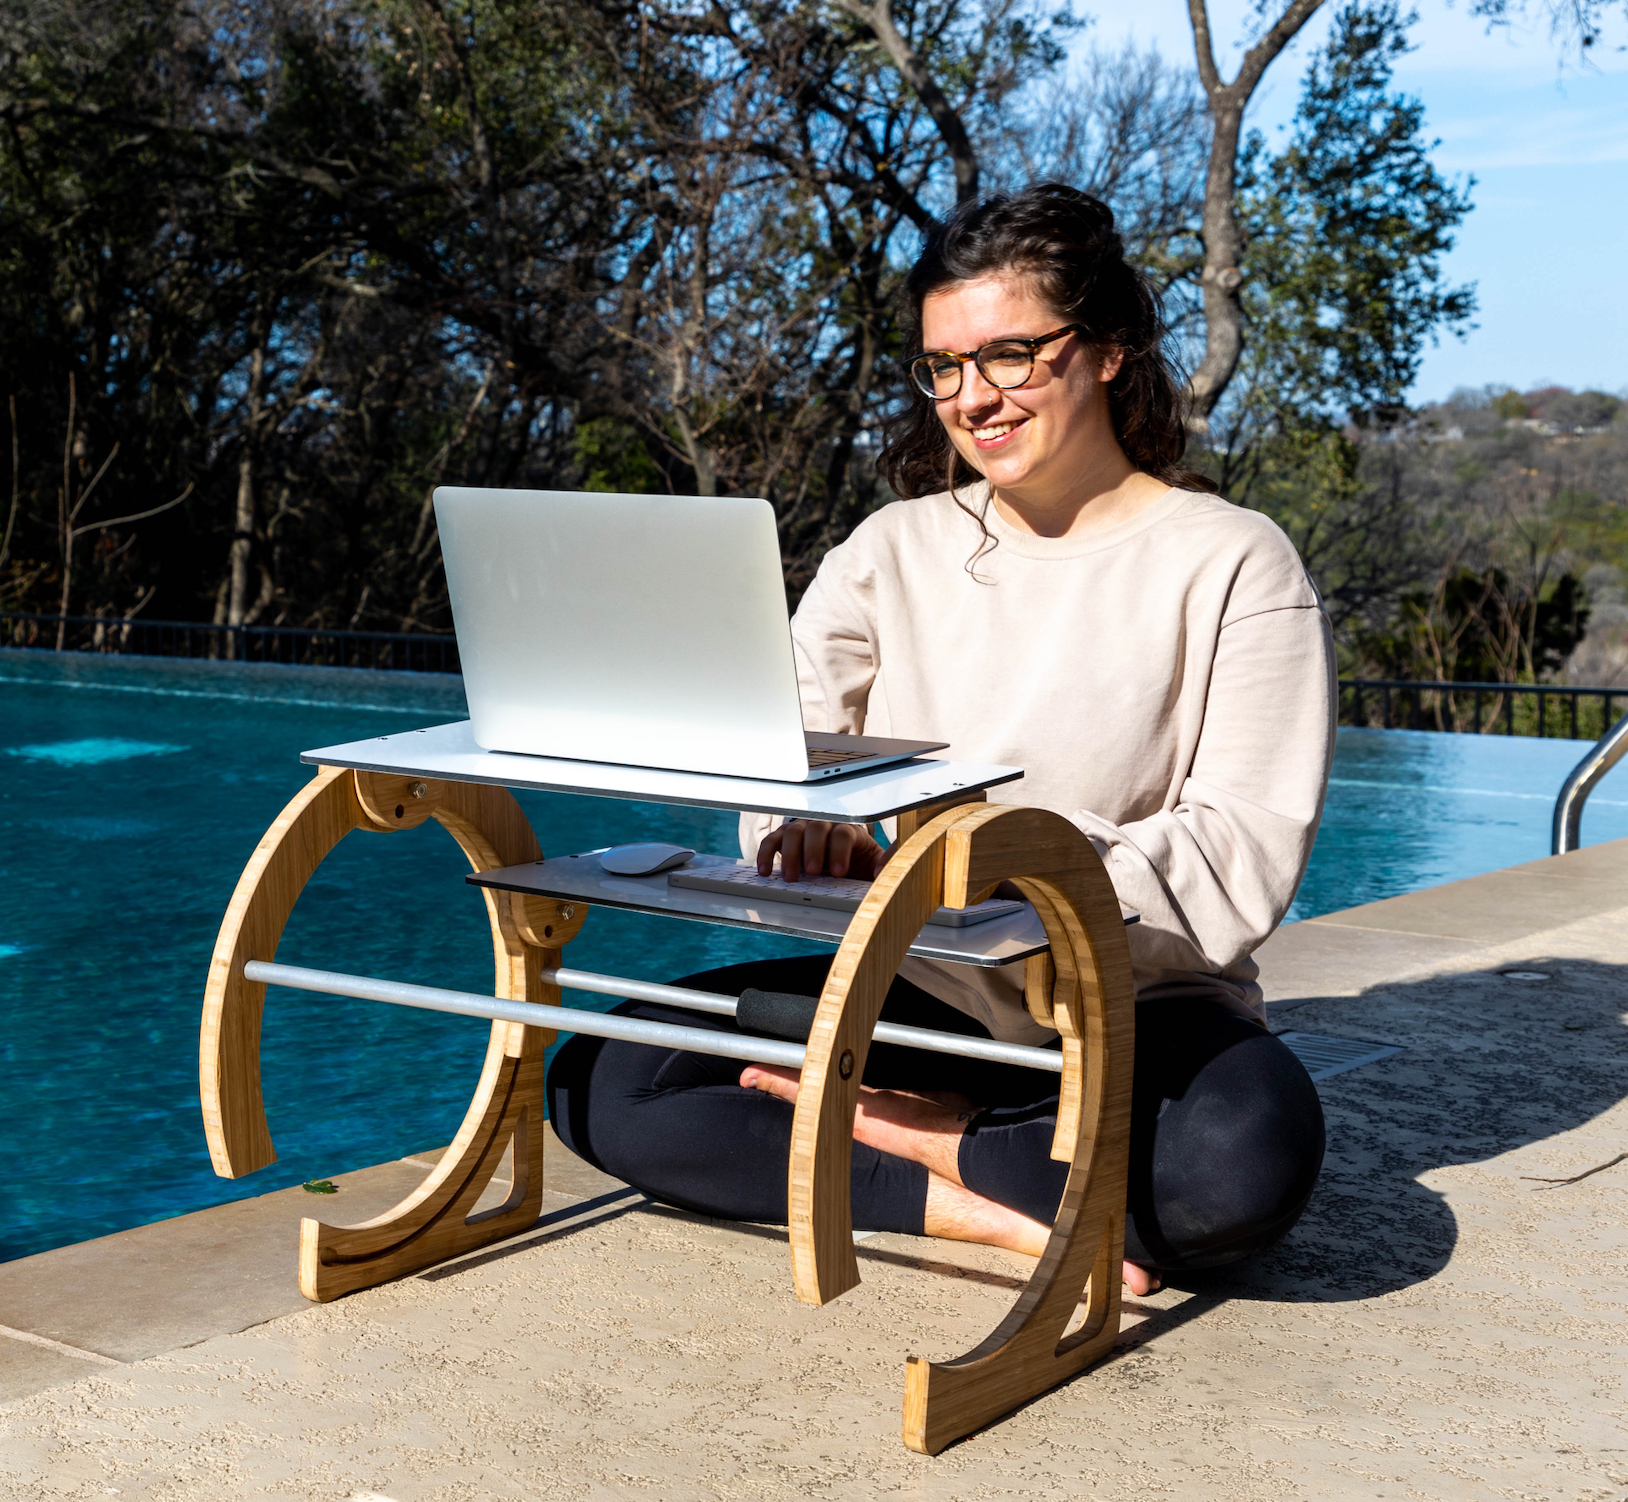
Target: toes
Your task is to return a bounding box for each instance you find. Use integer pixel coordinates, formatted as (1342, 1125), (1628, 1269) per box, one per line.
(740, 1065), (800, 1102)
(1122, 1261), (1162, 1296)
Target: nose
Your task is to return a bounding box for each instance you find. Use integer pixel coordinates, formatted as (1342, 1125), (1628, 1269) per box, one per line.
(954, 359), (1001, 418)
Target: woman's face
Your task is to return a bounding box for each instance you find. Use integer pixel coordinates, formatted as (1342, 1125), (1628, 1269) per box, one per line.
(918, 274), (1121, 502)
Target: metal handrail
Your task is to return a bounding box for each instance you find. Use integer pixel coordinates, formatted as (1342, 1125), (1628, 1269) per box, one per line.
(1552, 709), (1628, 854)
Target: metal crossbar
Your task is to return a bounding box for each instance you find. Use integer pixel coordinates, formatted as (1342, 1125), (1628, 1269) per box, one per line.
(245, 961), (1065, 1074)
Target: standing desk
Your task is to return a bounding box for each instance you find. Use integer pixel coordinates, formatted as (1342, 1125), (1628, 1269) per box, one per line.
(199, 720), (1135, 1454)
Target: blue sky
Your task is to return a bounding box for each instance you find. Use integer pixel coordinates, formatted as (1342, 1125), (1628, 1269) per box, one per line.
(1089, 0), (1628, 403)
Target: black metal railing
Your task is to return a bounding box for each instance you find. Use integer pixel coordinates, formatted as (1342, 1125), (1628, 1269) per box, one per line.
(1340, 679), (1625, 740)
(7, 615), (1625, 736)
(0, 611), (460, 674)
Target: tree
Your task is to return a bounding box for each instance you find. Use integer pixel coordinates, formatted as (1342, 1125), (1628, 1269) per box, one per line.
(1182, 0), (1330, 423)
(1365, 566), (1589, 687)
(997, 41), (1209, 325)
(1215, 1), (1475, 477)
(1189, 4), (1475, 648)
(1468, 0), (1625, 58)
(0, 0), (1078, 624)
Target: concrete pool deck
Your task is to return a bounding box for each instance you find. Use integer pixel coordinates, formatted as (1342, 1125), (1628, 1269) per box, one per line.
(2, 842), (1626, 1500)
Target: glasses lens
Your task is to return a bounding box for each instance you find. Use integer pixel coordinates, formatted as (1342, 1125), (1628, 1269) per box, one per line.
(911, 354), (962, 398)
(978, 342), (1035, 388)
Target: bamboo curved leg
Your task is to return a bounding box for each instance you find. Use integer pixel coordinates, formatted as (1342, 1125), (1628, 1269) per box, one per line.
(785, 802), (1135, 1454)
(200, 766), (586, 1301)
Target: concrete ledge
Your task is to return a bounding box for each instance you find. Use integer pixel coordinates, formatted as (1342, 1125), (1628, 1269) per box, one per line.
(0, 1127), (626, 1392)
(1260, 834), (1628, 1009)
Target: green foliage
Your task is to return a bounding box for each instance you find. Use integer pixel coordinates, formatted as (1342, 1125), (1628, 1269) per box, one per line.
(574, 419), (661, 494)
(1184, 1), (1494, 671)
(1211, 0), (1476, 493)
(0, 0), (1075, 624)
(1555, 484), (1628, 568)
(1361, 567), (1590, 683)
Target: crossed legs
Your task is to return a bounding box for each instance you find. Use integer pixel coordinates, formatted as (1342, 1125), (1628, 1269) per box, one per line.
(545, 956), (1324, 1289)
(737, 1063), (1161, 1293)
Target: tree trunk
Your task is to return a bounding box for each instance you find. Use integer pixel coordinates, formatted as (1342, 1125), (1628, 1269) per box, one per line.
(227, 343), (266, 643)
(1188, 98), (1247, 420)
(1185, 0), (1329, 427)
(836, 0), (980, 204)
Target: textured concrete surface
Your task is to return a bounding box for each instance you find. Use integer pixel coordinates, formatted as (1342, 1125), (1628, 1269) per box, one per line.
(3, 843), (1626, 1499)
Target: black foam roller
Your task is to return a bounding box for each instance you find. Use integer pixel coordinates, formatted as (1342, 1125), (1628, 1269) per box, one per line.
(736, 988), (821, 1043)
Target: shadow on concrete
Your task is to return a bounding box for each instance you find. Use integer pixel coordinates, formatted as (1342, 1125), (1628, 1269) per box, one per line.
(1174, 957), (1628, 1305)
(421, 1187), (1037, 1293)
(422, 958), (1628, 1315)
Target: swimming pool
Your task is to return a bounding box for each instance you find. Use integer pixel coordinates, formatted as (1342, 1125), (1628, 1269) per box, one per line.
(3, 649), (1626, 1262)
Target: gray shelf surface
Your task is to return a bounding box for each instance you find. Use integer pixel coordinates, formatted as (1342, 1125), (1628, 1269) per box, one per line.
(302, 720), (1023, 821)
(470, 851), (1135, 968)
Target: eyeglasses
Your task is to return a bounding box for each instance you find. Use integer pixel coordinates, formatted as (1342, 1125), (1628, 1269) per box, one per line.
(907, 324), (1087, 400)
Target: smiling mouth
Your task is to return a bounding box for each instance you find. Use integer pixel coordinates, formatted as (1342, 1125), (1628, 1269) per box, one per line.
(967, 418), (1027, 446)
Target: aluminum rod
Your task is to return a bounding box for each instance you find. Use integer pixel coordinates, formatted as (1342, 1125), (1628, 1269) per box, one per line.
(542, 966), (1061, 1073)
(546, 967), (738, 1016)
(243, 961), (807, 1070)
(1552, 708), (1628, 854)
(247, 961), (1064, 1074)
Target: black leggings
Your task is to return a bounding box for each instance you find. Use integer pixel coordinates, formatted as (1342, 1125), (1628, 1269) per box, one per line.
(546, 955), (1326, 1271)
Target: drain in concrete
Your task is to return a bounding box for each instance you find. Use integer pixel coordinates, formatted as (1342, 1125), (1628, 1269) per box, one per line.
(1276, 1032), (1401, 1081)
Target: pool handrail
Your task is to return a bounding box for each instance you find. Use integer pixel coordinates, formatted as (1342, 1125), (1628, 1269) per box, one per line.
(1552, 707), (1628, 854)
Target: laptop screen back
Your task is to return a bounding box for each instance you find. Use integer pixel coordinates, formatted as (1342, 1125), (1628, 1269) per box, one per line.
(434, 487), (809, 780)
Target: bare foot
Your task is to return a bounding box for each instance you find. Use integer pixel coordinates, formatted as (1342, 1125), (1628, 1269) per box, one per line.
(924, 1172), (1050, 1255)
(1122, 1261), (1161, 1296)
(740, 1066), (1162, 1292)
(740, 1064), (974, 1181)
(739, 1063), (801, 1104)
(923, 1179), (1164, 1297)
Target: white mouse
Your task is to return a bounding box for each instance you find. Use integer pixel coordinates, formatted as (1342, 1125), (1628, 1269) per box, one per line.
(598, 842), (696, 877)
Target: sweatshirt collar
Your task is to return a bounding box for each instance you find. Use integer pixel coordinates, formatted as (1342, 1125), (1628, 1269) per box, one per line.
(969, 482), (1191, 559)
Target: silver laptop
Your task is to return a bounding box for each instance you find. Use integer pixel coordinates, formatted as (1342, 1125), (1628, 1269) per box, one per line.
(433, 487), (948, 782)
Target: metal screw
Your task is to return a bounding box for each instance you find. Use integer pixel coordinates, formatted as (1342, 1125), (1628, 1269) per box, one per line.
(410, 781), (428, 799)
(838, 1049), (855, 1080)
(559, 904), (575, 922)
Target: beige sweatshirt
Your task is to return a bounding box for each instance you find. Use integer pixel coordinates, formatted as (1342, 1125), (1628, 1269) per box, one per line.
(739, 484), (1336, 1044)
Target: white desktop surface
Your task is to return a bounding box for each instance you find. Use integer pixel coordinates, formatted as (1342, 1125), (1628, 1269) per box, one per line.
(302, 720), (1023, 821)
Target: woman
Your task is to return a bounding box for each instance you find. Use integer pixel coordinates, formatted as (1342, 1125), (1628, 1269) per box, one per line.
(548, 184), (1334, 1293)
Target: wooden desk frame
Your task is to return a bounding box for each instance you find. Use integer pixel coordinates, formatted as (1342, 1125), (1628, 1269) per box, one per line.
(200, 767), (1134, 1454)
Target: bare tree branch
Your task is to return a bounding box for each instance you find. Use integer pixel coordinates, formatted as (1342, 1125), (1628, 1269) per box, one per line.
(834, 0), (980, 203)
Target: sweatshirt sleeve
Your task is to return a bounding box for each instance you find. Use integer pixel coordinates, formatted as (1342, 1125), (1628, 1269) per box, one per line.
(738, 536), (881, 860)
(1068, 600), (1336, 982)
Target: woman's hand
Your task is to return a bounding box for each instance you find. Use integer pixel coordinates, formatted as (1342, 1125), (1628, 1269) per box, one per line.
(756, 819), (892, 882)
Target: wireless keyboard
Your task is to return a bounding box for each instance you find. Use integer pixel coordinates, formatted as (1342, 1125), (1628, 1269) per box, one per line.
(668, 861), (1026, 928)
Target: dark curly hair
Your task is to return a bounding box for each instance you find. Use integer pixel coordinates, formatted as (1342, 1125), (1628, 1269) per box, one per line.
(877, 183), (1215, 507)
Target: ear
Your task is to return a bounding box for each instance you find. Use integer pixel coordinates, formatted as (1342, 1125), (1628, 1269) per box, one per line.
(1097, 347), (1125, 383)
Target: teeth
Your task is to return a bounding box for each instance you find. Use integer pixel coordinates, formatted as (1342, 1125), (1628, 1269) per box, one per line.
(971, 421), (1021, 440)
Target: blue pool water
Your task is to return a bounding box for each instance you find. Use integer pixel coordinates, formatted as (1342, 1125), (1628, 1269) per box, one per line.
(3, 649), (1626, 1263)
